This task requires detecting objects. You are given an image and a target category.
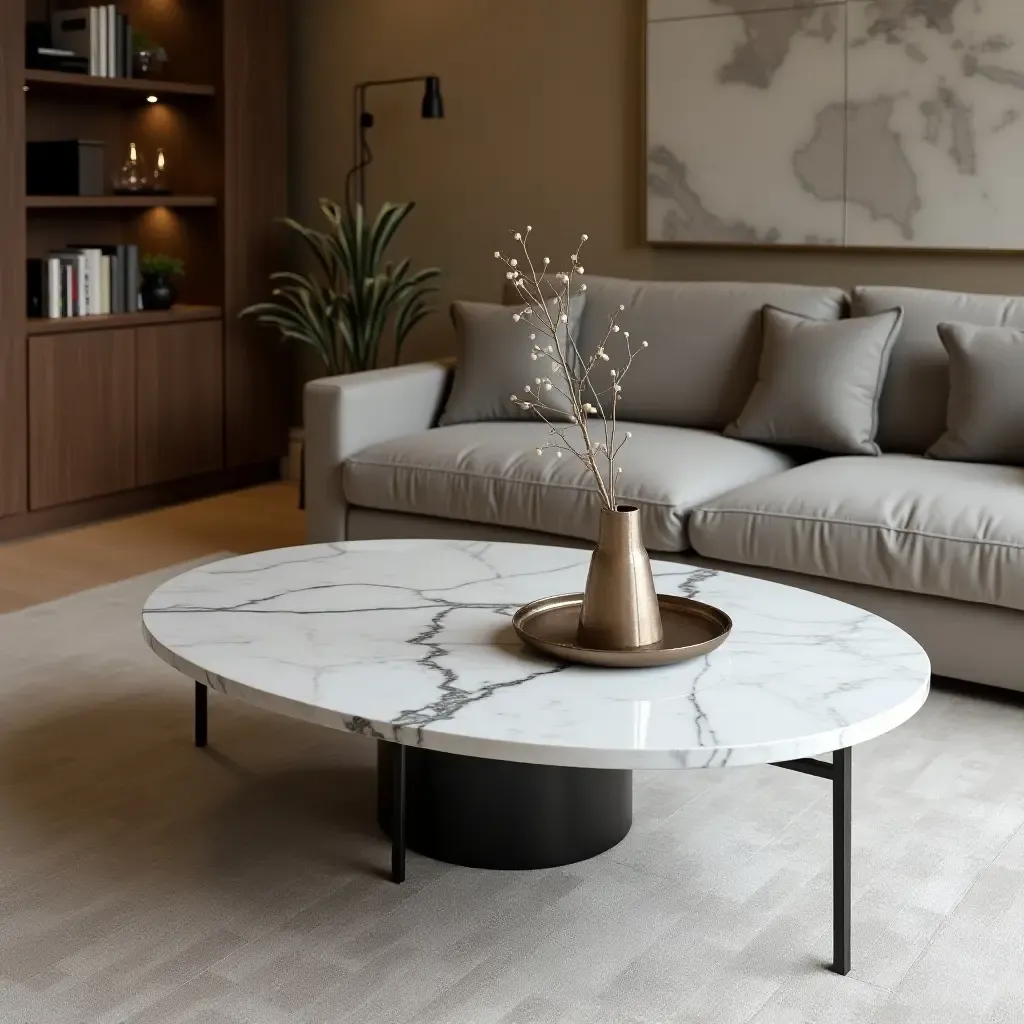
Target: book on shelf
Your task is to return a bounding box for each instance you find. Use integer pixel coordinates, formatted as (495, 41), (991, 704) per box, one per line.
(51, 5), (133, 79)
(28, 244), (140, 320)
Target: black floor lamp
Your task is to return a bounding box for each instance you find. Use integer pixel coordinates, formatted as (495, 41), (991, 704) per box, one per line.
(346, 75), (445, 212)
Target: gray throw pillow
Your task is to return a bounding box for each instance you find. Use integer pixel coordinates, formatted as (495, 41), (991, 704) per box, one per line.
(927, 322), (1024, 464)
(725, 304), (903, 455)
(439, 297), (585, 426)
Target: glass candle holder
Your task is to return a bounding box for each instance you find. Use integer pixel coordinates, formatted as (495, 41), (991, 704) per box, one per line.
(152, 148), (169, 193)
(114, 141), (148, 193)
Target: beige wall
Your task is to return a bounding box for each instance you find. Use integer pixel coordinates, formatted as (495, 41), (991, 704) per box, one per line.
(289, 0), (1024, 376)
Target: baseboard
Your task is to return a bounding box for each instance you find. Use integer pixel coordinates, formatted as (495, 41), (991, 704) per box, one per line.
(0, 461), (281, 543)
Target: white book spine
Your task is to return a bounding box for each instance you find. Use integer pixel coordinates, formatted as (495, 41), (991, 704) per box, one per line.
(109, 6), (117, 78)
(100, 256), (112, 314)
(88, 8), (96, 76)
(48, 259), (61, 318)
(98, 7), (107, 77)
(91, 249), (102, 314)
(78, 253), (89, 316)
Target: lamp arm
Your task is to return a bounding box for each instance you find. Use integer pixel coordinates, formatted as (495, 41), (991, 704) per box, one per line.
(356, 75), (439, 91)
(348, 75), (440, 212)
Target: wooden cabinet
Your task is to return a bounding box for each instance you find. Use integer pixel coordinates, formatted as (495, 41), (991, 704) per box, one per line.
(29, 330), (137, 509)
(28, 321), (226, 509)
(136, 321), (224, 486)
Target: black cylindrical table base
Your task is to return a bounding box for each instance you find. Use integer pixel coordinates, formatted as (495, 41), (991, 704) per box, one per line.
(377, 741), (632, 870)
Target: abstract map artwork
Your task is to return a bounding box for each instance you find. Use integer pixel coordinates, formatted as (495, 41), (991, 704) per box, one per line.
(646, 0), (1024, 249)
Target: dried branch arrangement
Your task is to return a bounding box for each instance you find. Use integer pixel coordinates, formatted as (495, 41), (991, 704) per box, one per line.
(494, 227), (647, 512)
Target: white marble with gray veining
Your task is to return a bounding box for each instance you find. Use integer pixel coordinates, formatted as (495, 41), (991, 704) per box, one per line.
(141, 540), (930, 770)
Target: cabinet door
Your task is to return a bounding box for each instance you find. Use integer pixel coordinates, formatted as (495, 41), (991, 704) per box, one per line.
(136, 320), (224, 486)
(29, 330), (136, 509)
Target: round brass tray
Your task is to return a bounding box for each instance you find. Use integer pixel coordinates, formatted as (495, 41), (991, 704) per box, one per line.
(512, 593), (732, 668)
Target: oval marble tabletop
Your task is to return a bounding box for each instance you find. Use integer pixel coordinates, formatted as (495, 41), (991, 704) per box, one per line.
(142, 540), (931, 770)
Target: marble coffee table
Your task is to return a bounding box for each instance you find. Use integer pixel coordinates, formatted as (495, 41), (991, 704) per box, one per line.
(142, 539), (930, 975)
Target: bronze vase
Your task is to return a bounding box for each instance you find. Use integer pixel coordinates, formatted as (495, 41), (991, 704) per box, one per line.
(577, 505), (664, 650)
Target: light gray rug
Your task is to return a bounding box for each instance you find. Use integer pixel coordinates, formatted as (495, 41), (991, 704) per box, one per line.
(0, 563), (1022, 1024)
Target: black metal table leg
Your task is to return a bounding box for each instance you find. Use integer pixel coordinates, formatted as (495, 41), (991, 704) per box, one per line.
(832, 746), (852, 976)
(194, 681), (207, 748)
(391, 742), (406, 884)
(773, 746), (853, 974)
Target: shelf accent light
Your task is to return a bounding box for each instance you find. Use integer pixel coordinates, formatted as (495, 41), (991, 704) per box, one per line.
(147, 95), (159, 104)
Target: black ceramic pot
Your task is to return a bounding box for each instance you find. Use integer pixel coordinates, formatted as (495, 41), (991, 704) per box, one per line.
(140, 273), (177, 311)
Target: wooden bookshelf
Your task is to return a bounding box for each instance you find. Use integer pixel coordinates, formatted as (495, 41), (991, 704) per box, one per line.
(26, 303), (222, 335)
(0, 0), (289, 536)
(24, 69), (216, 98)
(27, 194), (218, 208)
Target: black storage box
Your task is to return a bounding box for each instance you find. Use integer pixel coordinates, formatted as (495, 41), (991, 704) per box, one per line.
(27, 140), (106, 196)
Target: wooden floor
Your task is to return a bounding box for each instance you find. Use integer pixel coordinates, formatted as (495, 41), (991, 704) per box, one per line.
(0, 481), (304, 613)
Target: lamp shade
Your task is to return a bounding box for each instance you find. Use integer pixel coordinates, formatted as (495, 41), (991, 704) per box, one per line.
(421, 76), (444, 119)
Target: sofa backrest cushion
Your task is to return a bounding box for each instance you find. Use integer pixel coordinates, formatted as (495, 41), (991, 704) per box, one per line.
(854, 285), (1024, 454)
(574, 278), (848, 430)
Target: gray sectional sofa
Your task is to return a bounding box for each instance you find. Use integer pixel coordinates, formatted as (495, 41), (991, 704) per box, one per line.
(305, 279), (1024, 693)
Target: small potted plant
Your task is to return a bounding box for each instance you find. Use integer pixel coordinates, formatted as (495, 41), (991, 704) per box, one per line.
(140, 253), (184, 311)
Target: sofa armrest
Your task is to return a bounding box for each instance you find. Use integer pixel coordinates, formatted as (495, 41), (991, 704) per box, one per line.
(303, 359), (453, 542)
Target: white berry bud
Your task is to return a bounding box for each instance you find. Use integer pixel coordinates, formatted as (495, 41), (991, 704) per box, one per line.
(506, 272), (514, 280)
(512, 314), (520, 322)
(619, 304), (625, 311)
(625, 431), (632, 438)
(510, 394), (517, 401)
(536, 448), (543, 456)
(510, 258), (518, 267)
(581, 284), (587, 291)
(524, 384), (532, 392)
(494, 251), (501, 259)
(556, 451), (563, 458)
(642, 340), (649, 347)
(610, 369), (617, 377)
(612, 325), (620, 332)
(514, 232), (522, 240)
(544, 382), (552, 390)
(543, 257), (550, 265)
(560, 314), (568, 323)
(530, 353), (538, 361)
(581, 233), (588, 241)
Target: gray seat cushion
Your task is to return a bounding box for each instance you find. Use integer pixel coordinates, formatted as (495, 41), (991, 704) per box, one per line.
(572, 278), (847, 430)
(690, 454), (1024, 610)
(854, 285), (1024, 454)
(343, 421), (796, 553)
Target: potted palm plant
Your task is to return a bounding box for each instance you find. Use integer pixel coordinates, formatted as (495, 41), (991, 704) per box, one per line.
(241, 200), (441, 374)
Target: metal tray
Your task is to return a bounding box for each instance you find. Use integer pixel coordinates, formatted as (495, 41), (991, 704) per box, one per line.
(512, 593), (732, 668)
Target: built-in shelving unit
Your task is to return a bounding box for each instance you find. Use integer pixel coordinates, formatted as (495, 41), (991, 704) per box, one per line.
(0, 0), (290, 539)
